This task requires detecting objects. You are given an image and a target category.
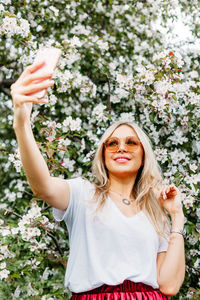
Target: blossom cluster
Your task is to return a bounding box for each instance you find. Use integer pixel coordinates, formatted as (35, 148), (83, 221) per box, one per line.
(0, 11), (30, 38)
(8, 148), (23, 173)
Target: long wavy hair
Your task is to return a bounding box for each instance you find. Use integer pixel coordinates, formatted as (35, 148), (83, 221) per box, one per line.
(89, 120), (171, 240)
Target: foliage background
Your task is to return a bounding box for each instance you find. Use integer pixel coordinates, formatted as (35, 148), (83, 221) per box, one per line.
(0, 0), (199, 299)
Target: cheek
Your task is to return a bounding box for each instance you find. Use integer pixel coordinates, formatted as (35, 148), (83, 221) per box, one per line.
(131, 149), (144, 166)
(104, 152), (111, 167)
(104, 151), (115, 170)
(136, 147), (144, 161)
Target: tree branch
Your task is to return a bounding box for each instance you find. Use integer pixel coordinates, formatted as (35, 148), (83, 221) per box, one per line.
(2, 208), (22, 219)
(0, 79), (15, 86)
(41, 205), (51, 211)
(1, 87), (10, 96)
(104, 73), (111, 114)
(47, 231), (63, 256)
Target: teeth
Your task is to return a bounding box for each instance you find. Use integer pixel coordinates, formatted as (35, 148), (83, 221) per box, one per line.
(116, 158), (128, 161)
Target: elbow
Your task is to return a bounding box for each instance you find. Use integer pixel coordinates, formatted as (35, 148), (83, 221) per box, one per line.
(31, 188), (42, 198)
(33, 189), (48, 200)
(31, 184), (50, 200)
(158, 270), (185, 297)
(159, 285), (180, 297)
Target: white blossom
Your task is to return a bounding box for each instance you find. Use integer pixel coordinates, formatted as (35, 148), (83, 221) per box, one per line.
(1, 0), (11, 4)
(41, 267), (54, 281)
(0, 16), (30, 38)
(119, 113), (135, 123)
(62, 157), (75, 172)
(168, 128), (188, 145)
(8, 148), (23, 173)
(1, 228), (10, 236)
(27, 282), (39, 296)
(92, 103), (107, 122)
(49, 6), (59, 17)
(154, 79), (172, 95)
(11, 227), (20, 235)
(13, 286), (21, 298)
(189, 164), (198, 172)
(0, 262), (6, 269)
(116, 73), (133, 89)
(96, 39), (109, 51)
(154, 148), (168, 163)
(192, 140), (200, 155)
(194, 258), (200, 270)
(62, 116), (82, 131)
(0, 4), (4, 11)
(0, 269), (10, 280)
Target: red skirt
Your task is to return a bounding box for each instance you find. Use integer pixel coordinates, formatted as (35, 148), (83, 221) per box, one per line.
(71, 280), (170, 300)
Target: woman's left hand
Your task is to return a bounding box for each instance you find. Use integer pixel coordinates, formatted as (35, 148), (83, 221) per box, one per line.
(151, 184), (184, 216)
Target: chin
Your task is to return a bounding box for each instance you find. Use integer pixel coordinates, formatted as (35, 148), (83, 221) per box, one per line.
(109, 169), (139, 178)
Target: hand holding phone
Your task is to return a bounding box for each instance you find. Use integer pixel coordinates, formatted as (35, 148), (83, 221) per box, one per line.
(32, 47), (62, 98)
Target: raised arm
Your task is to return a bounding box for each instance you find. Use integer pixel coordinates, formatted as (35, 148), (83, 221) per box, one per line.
(11, 62), (70, 210)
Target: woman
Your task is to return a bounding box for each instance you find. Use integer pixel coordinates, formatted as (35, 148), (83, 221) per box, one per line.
(11, 61), (185, 299)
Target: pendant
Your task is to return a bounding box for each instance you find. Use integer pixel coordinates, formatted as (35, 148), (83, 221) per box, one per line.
(122, 198), (131, 205)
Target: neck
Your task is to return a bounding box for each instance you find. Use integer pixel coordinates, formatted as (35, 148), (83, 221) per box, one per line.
(108, 173), (136, 199)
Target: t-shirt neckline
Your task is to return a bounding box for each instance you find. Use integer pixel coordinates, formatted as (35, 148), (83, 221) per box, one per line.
(107, 195), (143, 220)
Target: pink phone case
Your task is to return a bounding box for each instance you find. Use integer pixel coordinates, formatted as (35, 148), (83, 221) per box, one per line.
(32, 47), (62, 98)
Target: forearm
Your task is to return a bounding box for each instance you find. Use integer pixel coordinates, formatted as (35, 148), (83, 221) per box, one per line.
(159, 212), (185, 295)
(13, 121), (51, 196)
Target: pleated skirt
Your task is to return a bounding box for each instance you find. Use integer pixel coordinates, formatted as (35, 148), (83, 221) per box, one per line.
(71, 280), (170, 300)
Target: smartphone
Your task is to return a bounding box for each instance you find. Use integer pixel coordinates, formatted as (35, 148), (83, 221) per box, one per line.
(32, 47), (62, 98)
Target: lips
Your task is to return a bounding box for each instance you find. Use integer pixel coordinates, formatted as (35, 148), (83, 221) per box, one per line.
(114, 156), (131, 161)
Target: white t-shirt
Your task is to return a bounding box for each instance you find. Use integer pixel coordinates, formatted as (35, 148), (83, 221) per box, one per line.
(52, 177), (169, 293)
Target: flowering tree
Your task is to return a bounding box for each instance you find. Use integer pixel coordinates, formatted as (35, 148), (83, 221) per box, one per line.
(0, 0), (199, 299)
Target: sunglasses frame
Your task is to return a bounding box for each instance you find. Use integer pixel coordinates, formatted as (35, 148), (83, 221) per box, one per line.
(104, 136), (142, 153)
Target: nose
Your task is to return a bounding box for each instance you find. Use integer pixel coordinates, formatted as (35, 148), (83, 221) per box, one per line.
(117, 141), (127, 152)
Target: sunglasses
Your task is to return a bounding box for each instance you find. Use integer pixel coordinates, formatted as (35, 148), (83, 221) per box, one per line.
(104, 136), (142, 153)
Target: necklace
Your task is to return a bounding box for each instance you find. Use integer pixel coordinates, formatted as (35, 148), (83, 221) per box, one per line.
(109, 190), (134, 206)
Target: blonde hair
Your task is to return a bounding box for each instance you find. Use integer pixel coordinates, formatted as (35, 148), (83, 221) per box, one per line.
(89, 120), (171, 240)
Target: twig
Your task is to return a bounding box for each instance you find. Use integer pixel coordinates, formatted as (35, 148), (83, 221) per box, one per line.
(23, 190), (36, 197)
(0, 79), (15, 86)
(2, 209), (22, 219)
(194, 199), (200, 202)
(104, 73), (111, 114)
(41, 205), (51, 212)
(47, 231), (63, 256)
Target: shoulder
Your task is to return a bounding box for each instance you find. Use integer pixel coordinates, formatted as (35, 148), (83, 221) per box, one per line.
(81, 177), (96, 191)
(68, 176), (96, 191)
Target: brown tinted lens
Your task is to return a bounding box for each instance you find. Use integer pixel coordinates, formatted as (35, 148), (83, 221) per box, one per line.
(105, 138), (119, 152)
(125, 137), (140, 151)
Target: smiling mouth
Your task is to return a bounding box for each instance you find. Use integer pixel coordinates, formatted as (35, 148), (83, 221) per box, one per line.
(114, 157), (130, 162)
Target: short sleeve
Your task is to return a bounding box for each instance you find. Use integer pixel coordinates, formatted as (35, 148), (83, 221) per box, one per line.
(52, 176), (83, 224)
(157, 234), (170, 253)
